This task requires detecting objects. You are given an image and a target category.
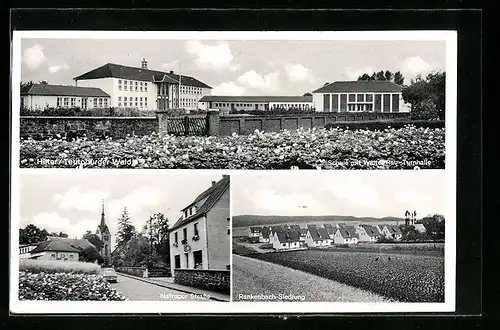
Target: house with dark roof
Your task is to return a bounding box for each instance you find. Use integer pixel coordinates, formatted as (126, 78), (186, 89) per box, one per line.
(28, 237), (94, 261)
(21, 83), (110, 110)
(272, 229), (302, 251)
(168, 176), (230, 273)
(356, 224), (381, 243)
(248, 226), (262, 238)
(312, 80), (407, 113)
(334, 226), (360, 245)
(380, 225), (403, 241)
(305, 227), (332, 247)
(413, 223), (427, 234)
(74, 60), (212, 111)
(198, 95), (313, 112)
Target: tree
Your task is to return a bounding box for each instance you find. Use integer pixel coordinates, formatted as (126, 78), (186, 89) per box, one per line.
(399, 225), (425, 241)
(82, 231), (105, 251)
(19, 224), (49, 244)
(416, 214), (445, 240)
(357, 70), (405, 85)
(142, 212), (170, 267)
(49, 231), (69, 238)
(402, 71), (446, 120)
(78, 245), (103, 264)
(116, 208), (136, 247)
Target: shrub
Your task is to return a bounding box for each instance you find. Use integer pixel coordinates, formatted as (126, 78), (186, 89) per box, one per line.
(324, 120), (444, 131)
(19, 259), (101, 275)
(19, 271), (126, 301)
(20, 107), (156, 117)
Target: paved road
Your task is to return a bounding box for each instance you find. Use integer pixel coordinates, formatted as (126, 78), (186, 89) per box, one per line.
(233, 254), (391, 302)
(109, 274), (211, 301)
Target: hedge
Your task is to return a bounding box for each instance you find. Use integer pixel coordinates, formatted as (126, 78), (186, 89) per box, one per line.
(19, 259), (101, 275)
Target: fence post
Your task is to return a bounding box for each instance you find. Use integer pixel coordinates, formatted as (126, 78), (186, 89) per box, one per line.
(156, 111), (169, 134)
(207, 109), (220, 136)
(184, 116), (189, 136)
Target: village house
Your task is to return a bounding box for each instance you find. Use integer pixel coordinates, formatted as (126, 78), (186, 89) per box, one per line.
(356, 224), (381, 243)
(29, 239), (80, 261)
(248, 226), (262, 238)
(413, 223), (427, 234)
(198, 95), (313, 111)
(333, 226), (359, 245)
(268, 226), (284, 245)
(305, 227), (332, 247)
(74, 59), (212, 111)
(169, 176), (230, 273)
(272, 229), (301, 251)
(312, 80), (407, 113)
(21, 83), (110, 110)
(297, 228), (308, 242)
(323, 224), (336, 239)
(380, 225), (403, 241)
(258, 227), (271, 243)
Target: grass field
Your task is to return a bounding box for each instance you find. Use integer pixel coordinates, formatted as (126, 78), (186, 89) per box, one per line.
(233, 255), (391, 302)
(249, 249), (444, 302)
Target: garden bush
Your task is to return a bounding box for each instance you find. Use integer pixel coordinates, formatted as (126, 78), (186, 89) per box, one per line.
(19, 259), (101, 275)
(19, 125), (445, 169)
(324, 120), (444, 131)
(19, 271), (126, 301)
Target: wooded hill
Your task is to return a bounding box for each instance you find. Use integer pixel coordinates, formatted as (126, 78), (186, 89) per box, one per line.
(232, 215), (404, 228)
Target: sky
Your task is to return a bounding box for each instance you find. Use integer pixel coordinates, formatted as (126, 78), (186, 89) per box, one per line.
(20, 38), (446, 96)
(19, 172), (225, 250)
(232, 171), (446, 219)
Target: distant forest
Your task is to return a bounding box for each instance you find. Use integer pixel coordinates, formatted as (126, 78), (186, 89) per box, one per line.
(232, 215), (404, 228)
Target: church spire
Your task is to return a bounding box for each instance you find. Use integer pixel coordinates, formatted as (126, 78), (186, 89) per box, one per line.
(100, 200), (106, 228)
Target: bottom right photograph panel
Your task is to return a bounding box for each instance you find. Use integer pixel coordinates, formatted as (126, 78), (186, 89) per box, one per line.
(231, 171), (448, 304)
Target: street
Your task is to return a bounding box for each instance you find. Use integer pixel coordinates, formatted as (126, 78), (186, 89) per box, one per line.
(109, 274), (212, 301)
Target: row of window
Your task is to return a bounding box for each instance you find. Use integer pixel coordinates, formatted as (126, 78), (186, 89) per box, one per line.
(323, 93), (400, 112)
(19, 247), (34, 254)
(118, 80), (149, 92)
(173, 218), (231, 245)
(49, 253), (75, 261)
(174, 250), (203, 269)
(212, 102), (312, 108)
(56, 97), (108, 108)
(180, 85), (203, 95)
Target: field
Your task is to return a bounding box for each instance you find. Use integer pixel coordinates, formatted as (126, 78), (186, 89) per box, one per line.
(249, 249), (444, 302)
(233, 255), (391, 302)
(20, 126), (445, 169)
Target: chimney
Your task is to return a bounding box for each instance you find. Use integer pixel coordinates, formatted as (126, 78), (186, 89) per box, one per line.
(222, 175), (229, 179)
(212, 181), (216, 186)
(169, 70), (174, 74)
(141, 58), (148, 69)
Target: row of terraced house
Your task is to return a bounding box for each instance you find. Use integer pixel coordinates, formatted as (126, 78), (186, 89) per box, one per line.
(248, 223), (415, 251)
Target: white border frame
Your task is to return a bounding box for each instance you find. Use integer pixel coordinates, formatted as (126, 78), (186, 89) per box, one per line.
(10, 30), (457, 314)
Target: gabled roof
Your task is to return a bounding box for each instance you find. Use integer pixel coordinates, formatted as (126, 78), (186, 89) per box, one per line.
(250, 227), (262, 233)
(270, 226), (284, 232)
(324, 227), (336, 235)
(323, 223), (334, 228)
(74, 63), (212, 89)
(337, 226), (359, 239)
(413, 224), (427, 233)
(260, 227), (270, 238)
(360, 225), (380, 237)
(199, 95), (312, 103)
(31, 239), (84, 253)
(170, 176), (229, 231)
(386, 225), (402, 235)
(276, 229), (301, 243)
(307, 224), (317, 229)
(312, 81), (403, 94)
(308, 227), (330, 241)
(21, 84), (110, 97)
(289, 225), (301, 230)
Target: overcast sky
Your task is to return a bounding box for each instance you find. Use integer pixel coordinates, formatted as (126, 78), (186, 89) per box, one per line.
(20, 38), (446, 95)
(232, 171), (445, 218)
(19, 172), (225, 250)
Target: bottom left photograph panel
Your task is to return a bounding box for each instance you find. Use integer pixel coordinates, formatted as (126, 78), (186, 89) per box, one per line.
(13, 171), (231, 306)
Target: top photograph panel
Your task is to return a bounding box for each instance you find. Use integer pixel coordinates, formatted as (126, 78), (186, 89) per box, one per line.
(13, 31), (453, 170)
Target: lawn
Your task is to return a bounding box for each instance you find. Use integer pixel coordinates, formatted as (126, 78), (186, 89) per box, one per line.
(249, 249), (444, 302)
(19, 126), (445, 169)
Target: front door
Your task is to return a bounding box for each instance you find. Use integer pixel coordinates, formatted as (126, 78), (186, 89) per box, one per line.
(174, 255), (181, 269)
(82, 97), (88, 110)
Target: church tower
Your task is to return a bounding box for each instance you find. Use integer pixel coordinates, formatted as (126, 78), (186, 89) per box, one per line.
(96, 201), (111, 266)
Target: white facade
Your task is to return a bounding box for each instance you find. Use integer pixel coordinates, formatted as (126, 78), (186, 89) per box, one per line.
(305, 231), (331, 247)
(35, 251), (79, 261)
(170, 216), (209, 270)
(21, 94), (110, 110)
(333, 230), (359, 245)
(312, 92), (404, 113)
(272, 238), (300, 250)
(76, 77), (211, 111)
(268, 101), (313, 110)
(258, 232), (270, 243)
(356, 227), (379, 242)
